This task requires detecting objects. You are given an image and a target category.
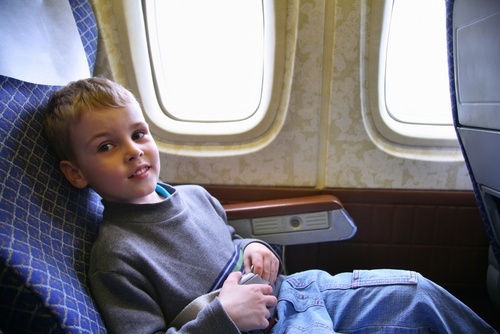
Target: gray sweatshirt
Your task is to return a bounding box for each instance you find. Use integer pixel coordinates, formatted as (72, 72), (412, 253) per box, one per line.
(89, 184), (271, 333)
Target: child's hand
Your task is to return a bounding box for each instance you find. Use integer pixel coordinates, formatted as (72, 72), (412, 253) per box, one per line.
(219, 272), (277, 331)
(243, 242), (280, 285)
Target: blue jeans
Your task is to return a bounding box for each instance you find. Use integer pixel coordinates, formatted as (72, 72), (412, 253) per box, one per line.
(269, 269), (496, 334)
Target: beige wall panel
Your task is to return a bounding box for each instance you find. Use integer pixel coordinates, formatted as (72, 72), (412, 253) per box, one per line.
(92, 0), (472, 190)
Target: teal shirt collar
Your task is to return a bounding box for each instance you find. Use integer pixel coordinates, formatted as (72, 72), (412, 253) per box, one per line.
(155, 184), (171, 198)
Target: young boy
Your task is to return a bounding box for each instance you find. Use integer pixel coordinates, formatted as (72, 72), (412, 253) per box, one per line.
(43, 77), (496, 333)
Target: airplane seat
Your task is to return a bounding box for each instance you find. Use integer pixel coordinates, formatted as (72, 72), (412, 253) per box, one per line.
(0, 0), (107, 332)
(446, 0), (500, 309)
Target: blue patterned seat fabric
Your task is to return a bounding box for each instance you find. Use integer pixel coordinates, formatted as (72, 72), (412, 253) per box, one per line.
(0, 0), (106, 333)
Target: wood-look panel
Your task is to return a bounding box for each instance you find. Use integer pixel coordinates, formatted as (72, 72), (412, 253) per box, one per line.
(205, 185), (489, 294)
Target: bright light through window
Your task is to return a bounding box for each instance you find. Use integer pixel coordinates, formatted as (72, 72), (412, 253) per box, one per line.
(151, 0), (264, 122)
(385, 0), (452, 126)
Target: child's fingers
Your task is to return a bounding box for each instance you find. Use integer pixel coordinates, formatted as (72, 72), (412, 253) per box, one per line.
(226, 271), (243, 284)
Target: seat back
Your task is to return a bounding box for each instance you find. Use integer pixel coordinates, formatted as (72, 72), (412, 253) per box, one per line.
(0, 0), (106, 332)
(446, 0), (500, 308)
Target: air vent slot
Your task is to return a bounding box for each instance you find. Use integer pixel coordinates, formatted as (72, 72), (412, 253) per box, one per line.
(252, 212), (329, 235)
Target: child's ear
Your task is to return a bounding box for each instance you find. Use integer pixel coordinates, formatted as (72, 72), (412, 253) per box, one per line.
(59, 160), (89, 189)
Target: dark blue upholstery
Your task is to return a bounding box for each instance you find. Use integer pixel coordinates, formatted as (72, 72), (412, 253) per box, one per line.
(0, 0), (106, 332)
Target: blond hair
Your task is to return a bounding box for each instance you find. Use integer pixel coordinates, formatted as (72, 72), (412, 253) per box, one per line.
(43, 77), (138, 161)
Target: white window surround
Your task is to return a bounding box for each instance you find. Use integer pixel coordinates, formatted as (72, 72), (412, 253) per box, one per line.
(361, 0), (463, 161)
(109, 0), (292, 157)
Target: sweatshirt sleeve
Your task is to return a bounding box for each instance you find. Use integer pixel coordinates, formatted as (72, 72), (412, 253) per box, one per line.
(90, 270), (241, 334)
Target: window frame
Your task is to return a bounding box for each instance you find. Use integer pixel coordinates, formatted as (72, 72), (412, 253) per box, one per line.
(111, 0), (291, 156)
(363, 0), (460, 152)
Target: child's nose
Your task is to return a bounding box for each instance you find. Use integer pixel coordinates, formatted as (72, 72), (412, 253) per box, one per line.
(126, 142), (144, 161)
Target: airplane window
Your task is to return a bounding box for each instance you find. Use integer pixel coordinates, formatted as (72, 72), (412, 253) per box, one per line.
(149, 1), (263, 122)
(365, 0), (460, 150)
(123, 0), (290, 152)
(385, 0), (452, 126)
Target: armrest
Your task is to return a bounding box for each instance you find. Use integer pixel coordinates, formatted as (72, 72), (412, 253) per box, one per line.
(223, 195), (343, 220)
(224, 195), (357, 246)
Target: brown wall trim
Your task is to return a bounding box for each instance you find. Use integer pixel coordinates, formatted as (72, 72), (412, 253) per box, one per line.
(203, 185), (479, 207)
(203, 185), (489, 294)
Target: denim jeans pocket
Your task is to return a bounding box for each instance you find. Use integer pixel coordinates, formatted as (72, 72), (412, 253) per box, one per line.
(274, 271), (339, 333)
(278, 279), (325, 312)
(350, 269), (418, 288)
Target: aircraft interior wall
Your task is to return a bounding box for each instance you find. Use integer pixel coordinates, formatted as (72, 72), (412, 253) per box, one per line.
(91, 0), (472, 190)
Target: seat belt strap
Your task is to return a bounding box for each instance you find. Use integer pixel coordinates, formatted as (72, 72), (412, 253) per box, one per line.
(169, 289), (220, 329)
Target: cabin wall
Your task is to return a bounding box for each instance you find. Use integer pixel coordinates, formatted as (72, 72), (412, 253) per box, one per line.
(207, 185), (489, 291)
(91, 0), (472, 190)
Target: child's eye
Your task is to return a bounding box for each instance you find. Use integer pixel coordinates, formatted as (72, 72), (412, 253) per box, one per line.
(97, 143), (114, 152)
(132, 131), (145, 141)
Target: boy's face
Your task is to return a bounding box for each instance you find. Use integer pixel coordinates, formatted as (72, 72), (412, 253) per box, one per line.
(61, 102), (162, 204)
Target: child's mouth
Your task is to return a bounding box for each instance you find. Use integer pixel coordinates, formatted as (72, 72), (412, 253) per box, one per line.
(130, 166), (149, 178)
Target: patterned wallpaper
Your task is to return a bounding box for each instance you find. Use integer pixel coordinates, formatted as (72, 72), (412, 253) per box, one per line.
(91, 0), (472, 190)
